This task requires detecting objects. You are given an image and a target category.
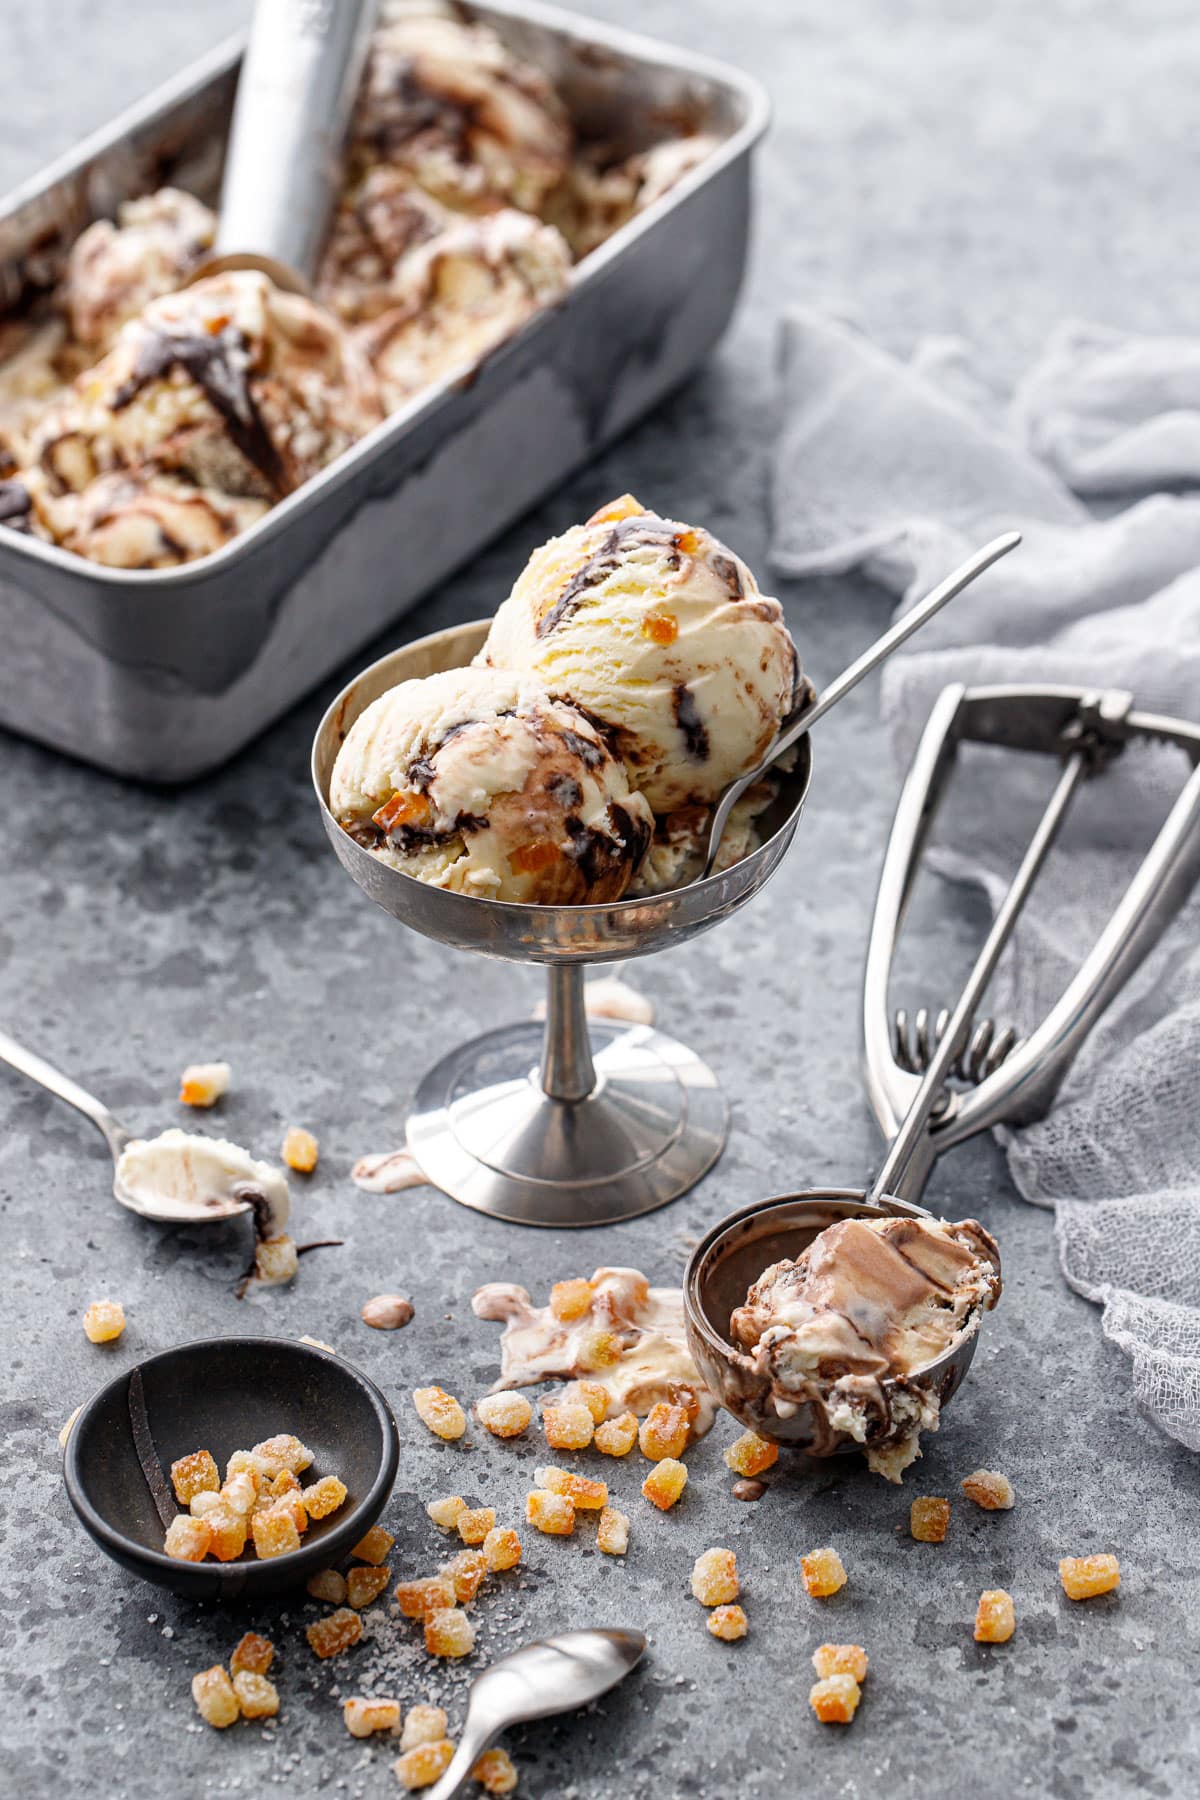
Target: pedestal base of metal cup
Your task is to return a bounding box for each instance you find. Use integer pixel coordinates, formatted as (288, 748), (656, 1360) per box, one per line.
(407, 1020), (729, 1227)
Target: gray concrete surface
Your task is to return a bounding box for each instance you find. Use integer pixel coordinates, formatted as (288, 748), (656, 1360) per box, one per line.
(1, 2), (1198, 1796)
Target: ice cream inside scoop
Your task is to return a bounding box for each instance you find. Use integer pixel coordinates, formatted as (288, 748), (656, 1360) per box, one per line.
(114, 1128), (290, 1230)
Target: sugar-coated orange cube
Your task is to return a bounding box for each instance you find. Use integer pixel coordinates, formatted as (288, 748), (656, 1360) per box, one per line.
(974, 1588), (1016, 1642)
(691, 1548), (739, 1606)
(306, 1607), (363, 1659)
(440, 1550), (488, 1602)
(395, 1576), (457, 1619)
(457, 1507), (496, 1545)
(809, 1673), (860, 1722)
(597, 1506), (630, 1556)
(563, 1380), (609, 1424)
(536, 1466), (608, 1509)
(413, 1386), (467, 1441)
(550, 1278), (592, 1321)
(587, 493), (644, 527)
(910, 1497), (950, 1543)
(426, 1496), (468, 1530)
(254, 1236), (298, 1284)
(1059, 1554), (1120, 1600)
(306, 1568), (347, 1604)
(170, 1449), (219, 1505)
(400, 1705), (447, 1750)
(722, 1430), (779, 1478)
(302, 1475), (347, 1520)
(424, 1606), (475, 1657)
(344, 1696), (401, 1738)
(594, 1411), (638, 1457)
(351, 1523), (394, 1564)
(707, 1604), (748, 1642)
(252, 1507), (301, 1560)
(179, 1061), (230, 1107)
(394, 1740), (454, 1790)
(221, 1471), (259, 1516)
(642, 1457), (687, 1511)
(526, 1489), (576, 1535)
(578, 1327), (621, 1370)
(483, 1527), (522, 1572)
(165, 1515), (212, 1562)
(347, 1564), (391, 1609)
(639, 1402), (689, 1462)
(205, 1502), (248, 1562)
(252, 1433), (314, 1476)
(192, 1665), (239, 1728)
(281, 1126), (319, 1172)
(961, 1469), (1015, 1510)
(476, 1392), (532, 1438)
(472, 1748), (518, 1794)
(542, 1403), (594, 1451)
(812, 1643), (868, 1682)
(82, 1299), (125, 1343)
(801, 1547), (847, 1597)
(232, 1671), (279, 1718)
(230, 1632), (274, 1676)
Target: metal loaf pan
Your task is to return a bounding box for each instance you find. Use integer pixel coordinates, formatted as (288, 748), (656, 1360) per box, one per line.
(0, 1), (769, 782)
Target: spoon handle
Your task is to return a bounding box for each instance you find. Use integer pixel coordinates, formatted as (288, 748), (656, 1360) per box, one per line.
(424, 1715), (500, 1800)
(0, 1028), (129, 1163)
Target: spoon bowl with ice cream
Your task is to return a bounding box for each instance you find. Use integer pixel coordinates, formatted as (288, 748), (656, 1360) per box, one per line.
(0, 1028), (288, 1229)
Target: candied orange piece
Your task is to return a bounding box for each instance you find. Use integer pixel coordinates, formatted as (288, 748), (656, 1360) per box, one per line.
(594, 1411), (638, 1457)
(268, 1489), (308, 1534)
(373, 790), (432, 833)
(536, 1466), (608, 1509)
(550, 1278), (592, 1322)
(542, 1403), (594, 1451)
(413, 1386), (467, 1441)
(587, 493), (643, 526)
(232, 1671), (278, 1718)
(457, 1507), (496, 1545)
(675, 527), (703, 556)
(801, 1547), (847, 1598)
(510, 840), (560, 875)
(281, 1126), (319, 1172)
(563, 1380), (609, 1424)
(230, 1632), (274, 1677)
(170, 1449), (219, 1505)
(251, 1507), (301, 1560)
(252, 1433), (313, 1476)
(722, 1430), (779, 1478)
(476, 1392), (532, 1438)
(395, 1576), (455, 1619)
(597, 1506), (629, 1555)
(809, 1673), (860, 1722)
(472, 1748), (518, 1794)
(812, 1643), (868, 1682)
(351, 1523), (394, 1564)
(178, 1061), (230, 1107)
(165, 1515), (212, 1562)
(221, 1471), (258, 1516)
(270, 1469), (300, 1497)
(526, 1489), (575, 1536)
(962, 1470), (1015, 1511)
(440, 1550), (488, 1603)
(401, 1704), (448, 1750)
(394, 1740), (454, 1790)
(691, 1547), (738, 1606)
(306, 1568), (347, 1604)
(483, 1527), (522, 1572)
(427, 1496), (468, 1530)
(707, 1604), (747, 1642)
(910, 1497), (950, 1543)
(192, 1665), (239, 1728)
(578, 1327), (621, 1370)
(206, 1503), (248, 1562)
(347, 1564), (391, 1609)
(1059, 1554), (1120, 1600)
(190, 1491), (223, 1519)
(424, 1606), (475, 1657)
(641, 609), (679, 646)
(344, 1696), (401, 1738)
(82, 1299), (125, 1343)
(302, 1475), (348, 1521)
(255, 1235), (298, 1284)
(642, 1457), (687, 1511)
(639, 1402), (689, 1462)
(306, 1607), (363, 1659)
(974, 1588), (1016, 1641)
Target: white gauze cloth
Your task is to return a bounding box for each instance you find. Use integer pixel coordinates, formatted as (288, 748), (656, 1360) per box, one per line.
(771, 309), (1200, 1451)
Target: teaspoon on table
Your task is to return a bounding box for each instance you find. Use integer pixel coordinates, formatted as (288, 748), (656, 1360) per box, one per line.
(700, 530), (1023, 879)
(424, 1628), (647, 1800)
(0, 1028), (252, 1225)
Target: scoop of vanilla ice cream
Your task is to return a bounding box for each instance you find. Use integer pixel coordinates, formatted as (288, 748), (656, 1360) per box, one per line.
(63, 188), (216, 352)
(115, 1128), (290, 1230)
(331, 664), (653, 903)
(477, 495), (801, 813)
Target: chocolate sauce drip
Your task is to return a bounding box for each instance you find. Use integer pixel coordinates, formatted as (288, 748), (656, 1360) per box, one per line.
(557, 726), (604, 769)
(563, 801), (651, 889)
(711, 551), (743, 598)
(111, 325), (285, 496)
(386, 812), (486, 853)
(343, 817), (384, 850)
(0, 479), (32, 527)
(672, 683), (710, 761)
(547, 773), (583, 809)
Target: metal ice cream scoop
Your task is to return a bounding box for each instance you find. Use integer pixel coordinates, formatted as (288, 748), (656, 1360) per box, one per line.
(194, 0), (379, 293)
(0, 1029), (253, 1224)
(424, 1628), (647, 1800)
(700, 531), (1022, 879)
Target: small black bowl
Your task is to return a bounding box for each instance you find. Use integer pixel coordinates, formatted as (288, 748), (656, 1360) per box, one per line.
(63, 1336), (400, 1600)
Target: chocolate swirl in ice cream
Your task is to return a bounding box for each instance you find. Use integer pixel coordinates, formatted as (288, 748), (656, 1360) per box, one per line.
(730, 1214), (1001, 1480)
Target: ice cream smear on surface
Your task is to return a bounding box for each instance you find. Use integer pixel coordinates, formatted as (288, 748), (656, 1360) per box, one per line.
(473, 1266), (716, 1434)
(731, 1215), (1001, 1481)
(114, 1127), (290, 1232)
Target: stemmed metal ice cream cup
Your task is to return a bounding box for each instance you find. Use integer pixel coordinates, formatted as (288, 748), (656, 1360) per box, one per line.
(312, 618), (812, 1228)
(685, 680), (1200, 1451)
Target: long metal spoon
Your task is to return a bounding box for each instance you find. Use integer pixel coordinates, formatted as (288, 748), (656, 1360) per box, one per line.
(0, 1029), (251, 1225)
(425, 1627), (647, 1800)
(700, 530), (1022, 879)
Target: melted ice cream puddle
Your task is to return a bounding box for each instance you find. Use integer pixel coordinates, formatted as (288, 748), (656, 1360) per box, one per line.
(352, 1148), (429, 1194)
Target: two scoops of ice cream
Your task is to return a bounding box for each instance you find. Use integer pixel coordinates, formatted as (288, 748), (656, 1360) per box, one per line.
(330, 494), (804, 902)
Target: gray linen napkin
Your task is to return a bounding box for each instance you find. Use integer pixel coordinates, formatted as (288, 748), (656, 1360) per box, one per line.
(771, 309), (1200, 1452)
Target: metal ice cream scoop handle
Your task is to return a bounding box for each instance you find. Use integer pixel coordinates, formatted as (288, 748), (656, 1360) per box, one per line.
(424, 1628), (647, 1800)
(700, 531), (1023, 879)
(201, 0), (379, 291)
